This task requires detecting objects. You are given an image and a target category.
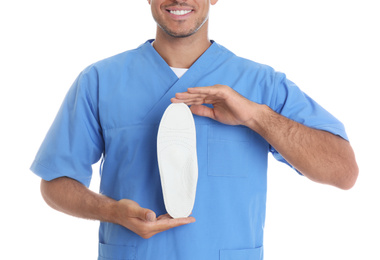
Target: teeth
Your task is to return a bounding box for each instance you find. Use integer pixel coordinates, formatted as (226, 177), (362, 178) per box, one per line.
(170, 10), (192, 16)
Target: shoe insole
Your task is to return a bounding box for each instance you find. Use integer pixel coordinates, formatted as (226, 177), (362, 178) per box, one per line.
(157, 103), (198, 218)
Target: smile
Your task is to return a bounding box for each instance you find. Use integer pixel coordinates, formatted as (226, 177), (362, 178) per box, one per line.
(169, 10), (192, 16)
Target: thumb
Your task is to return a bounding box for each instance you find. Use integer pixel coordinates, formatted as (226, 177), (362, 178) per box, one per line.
(133, 206), (156, 222)
(144, 210), (156, 222)
(123, 199), (157, 222)
(190, 105), (215, 120)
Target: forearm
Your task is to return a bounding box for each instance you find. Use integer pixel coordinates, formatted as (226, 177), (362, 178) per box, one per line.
(40, 177), (117, 223)
(40, 177), (195, 239)
(246, 103), (358, 189)
(172, 85), (358, 189)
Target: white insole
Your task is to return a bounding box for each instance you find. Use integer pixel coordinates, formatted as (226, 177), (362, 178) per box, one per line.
(157, 103), (198, 218)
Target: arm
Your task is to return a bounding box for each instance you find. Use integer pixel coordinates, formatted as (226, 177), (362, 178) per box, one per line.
(251, 104), (358, 189)
(40, 177), (195, 239)
(172, 85), (359, 190)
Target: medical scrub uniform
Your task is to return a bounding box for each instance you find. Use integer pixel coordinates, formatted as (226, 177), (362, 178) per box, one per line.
(31, 40), (348, 260)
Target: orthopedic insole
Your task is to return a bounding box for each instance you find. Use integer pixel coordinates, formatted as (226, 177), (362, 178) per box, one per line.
(157, 103), (198, 218)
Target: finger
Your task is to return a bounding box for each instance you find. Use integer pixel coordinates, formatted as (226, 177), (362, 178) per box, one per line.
(187, 86), (221, 95)
(126, 201), (156, 222)
(188, 85), (231, 100)
(171, 97), (206, 106)
(153, 215), (196, 232)
(132, 214), (195, 239)
(190, 105), (216, 120)
(174, 92), (208, 101)
(145, 211), (157, 222)
(172, 93), (218, 104)
(187, 86), (213, 94)
(155, 214), (195, 224)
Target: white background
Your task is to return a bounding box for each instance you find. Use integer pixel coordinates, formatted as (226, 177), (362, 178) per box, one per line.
(1, 0), (379, 259)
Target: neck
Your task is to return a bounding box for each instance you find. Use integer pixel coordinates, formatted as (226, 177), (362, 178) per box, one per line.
(152, 22), (211, 69)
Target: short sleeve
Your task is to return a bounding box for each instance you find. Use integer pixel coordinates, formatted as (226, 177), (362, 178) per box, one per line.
(268, 72), (348, 172)
(30, 66), (104, 187)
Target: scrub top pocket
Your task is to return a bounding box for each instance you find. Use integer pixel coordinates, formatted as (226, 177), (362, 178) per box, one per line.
(207, 124), (267, 178)
(220, 246), (263, 260)
(98, 243), (137, 260)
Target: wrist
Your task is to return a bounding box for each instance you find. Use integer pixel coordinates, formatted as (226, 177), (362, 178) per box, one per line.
(243, 103), (269, 133)
(93, 195), (121, 224)
(107, 200), (123, 224)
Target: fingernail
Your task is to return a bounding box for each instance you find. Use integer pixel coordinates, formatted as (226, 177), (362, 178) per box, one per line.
(146, 212), (156, 222)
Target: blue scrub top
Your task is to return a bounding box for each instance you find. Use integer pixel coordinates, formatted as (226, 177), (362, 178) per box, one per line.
(31, 40), (348, 260)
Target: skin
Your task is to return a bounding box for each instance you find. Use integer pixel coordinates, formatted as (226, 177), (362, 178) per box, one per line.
(41, 0), (217, 239)
(40, 0), (359, 240)
(41, 177), (194, 239)
(171, 85), (359, 190)
(149, 0), (218, 68)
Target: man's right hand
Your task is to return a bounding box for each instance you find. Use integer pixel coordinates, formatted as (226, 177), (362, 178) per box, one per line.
(114, 199), (196, 239)
(41, 177), (195, 240)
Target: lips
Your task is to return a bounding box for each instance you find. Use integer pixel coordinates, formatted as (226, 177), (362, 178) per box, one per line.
(165, 4), (194, 17)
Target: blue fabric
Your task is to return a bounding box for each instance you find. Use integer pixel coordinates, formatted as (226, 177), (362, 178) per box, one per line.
(31, 40), (348, 260)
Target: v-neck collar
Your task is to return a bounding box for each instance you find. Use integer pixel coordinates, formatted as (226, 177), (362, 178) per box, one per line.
(141, 39), (220, 82)
(139, 39), (226, 124)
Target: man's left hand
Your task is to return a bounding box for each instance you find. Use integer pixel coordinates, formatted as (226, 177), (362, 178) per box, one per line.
(171, 84), (259, 127)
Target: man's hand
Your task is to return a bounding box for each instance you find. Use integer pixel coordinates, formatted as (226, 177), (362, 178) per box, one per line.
(171, 84), (358, 190)
(114, 199), (195, 239)
(171, 84), (259, 127)
(41, 177), (195, 240)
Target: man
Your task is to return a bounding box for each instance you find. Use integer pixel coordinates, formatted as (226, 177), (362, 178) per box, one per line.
(31, 0), (358, 259)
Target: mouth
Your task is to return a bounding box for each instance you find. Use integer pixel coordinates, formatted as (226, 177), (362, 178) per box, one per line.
(168, 9), (193, 16)
(165, 4), (194, 17)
